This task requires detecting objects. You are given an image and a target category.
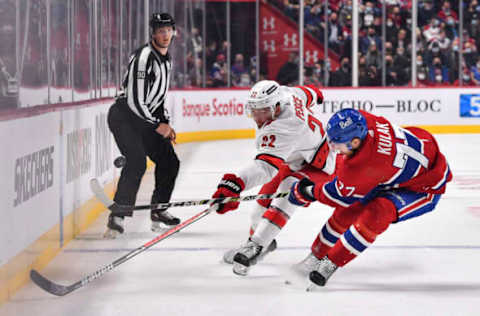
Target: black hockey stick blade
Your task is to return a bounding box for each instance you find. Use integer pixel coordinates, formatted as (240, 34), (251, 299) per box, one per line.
(30, 269), (79, 296)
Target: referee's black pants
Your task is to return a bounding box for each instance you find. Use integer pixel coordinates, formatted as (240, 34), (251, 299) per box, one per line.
(107, 98), (180, 217)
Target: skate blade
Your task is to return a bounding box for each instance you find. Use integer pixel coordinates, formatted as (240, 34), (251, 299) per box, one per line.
(283, 277), (314, 291)
(232, 262), (249, 276)
(151, 223), (169, 233)
(103, 229), (119, 239)
(282, 266), (311, 290)
(306, 283), (317, 292)
(291, 262), (312, 277)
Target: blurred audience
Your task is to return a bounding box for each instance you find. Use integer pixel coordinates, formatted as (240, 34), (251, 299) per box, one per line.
(329, 56), (351, 86)
(276, 52), (300, 85)
(269, 0), (480, 86)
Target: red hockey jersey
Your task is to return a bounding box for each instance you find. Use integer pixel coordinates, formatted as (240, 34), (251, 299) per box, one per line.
(313, 110), (452, 208)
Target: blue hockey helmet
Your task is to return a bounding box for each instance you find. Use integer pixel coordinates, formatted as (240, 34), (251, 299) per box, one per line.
(326, 109), (368, 150)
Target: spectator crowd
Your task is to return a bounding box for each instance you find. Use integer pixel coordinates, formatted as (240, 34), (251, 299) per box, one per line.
(184, 0), (480, 88)
(277, 0), (480, 86)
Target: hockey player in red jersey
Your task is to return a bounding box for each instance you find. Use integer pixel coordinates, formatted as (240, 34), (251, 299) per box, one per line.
(289, 108), (452, 288)
(210, 80), (335, 276)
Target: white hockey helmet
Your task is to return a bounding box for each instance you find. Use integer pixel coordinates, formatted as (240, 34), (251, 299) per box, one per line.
(246, 80), (282, 118)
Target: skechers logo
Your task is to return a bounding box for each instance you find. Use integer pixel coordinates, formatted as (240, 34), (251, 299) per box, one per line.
(14, 146), (54, 207)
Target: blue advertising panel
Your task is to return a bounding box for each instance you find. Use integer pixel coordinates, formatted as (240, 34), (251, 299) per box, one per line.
(460, 94), (480, 118)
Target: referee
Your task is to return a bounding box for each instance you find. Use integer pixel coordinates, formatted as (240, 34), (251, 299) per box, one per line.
(105, 13), (180, 238)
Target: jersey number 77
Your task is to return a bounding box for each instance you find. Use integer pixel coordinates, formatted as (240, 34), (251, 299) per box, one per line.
(388, 125), (429, 185)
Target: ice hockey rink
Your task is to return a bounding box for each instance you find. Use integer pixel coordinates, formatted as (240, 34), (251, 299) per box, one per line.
(1, 134), (480, 316)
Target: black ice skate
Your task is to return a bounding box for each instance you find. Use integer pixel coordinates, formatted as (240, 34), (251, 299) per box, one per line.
(232, 238), (264, 276)
(307, 255), (338, 290)
(151, 209), (181, 232)
(223, 239), (277, 264)
(104, 214), (124, 239)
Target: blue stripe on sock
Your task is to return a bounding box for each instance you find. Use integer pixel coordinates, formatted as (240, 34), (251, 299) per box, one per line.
(321, 224), (339, 245)
(344, 228), (368, 253)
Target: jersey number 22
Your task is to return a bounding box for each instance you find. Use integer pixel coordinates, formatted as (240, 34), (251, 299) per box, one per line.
(261, 135), (276, 148)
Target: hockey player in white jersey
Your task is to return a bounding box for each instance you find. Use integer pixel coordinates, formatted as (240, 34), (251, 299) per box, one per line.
(210, 80), (336, 275)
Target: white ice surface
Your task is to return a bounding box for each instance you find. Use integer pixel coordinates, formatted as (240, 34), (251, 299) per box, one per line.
(2, 134), (480, 316)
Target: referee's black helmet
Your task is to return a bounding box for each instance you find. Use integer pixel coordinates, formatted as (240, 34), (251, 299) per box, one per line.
(149, 13), (176, 32)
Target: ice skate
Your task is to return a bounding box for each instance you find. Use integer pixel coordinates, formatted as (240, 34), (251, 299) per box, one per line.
(104, 214), (124, 239)
(223, 239), (277, 264)
(232, 239), (264, 276)
(284, 253), (323, 289)
(292, 252), (322, 276)
(151, 209), (181, 232)
(306, 255), (338, 291)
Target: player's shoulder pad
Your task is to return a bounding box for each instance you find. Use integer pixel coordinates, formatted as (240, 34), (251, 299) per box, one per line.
(293, 85), (323, 107)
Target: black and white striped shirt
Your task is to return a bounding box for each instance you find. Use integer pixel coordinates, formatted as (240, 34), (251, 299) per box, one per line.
(121, 42), (172, 125)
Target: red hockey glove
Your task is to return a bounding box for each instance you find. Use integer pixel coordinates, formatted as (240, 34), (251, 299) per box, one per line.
(288, 177), (316, 207)
(212, 174), (245, 214)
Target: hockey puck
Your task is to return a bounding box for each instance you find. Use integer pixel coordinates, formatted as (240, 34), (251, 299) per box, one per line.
(114, 156), (126, 168)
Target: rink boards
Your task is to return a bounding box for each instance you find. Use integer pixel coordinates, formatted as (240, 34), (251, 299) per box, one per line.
(0, 99), (120, 304)
(0, 87), (479, 304)
(166, 86), (480, 141)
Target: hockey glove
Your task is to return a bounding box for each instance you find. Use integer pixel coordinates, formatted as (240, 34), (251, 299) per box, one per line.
(212, 174), (245, 214)
(288, 177), (316, 207)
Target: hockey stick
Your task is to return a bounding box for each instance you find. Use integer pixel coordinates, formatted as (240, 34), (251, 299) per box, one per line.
(90, 178), (289, 212)
(30, 206), (214, 296)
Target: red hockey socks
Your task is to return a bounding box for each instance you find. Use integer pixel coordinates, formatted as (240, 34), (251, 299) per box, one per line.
(326, 198), (396, 267)
(311, 216), (348, 259)
(311, 205), (362, 259)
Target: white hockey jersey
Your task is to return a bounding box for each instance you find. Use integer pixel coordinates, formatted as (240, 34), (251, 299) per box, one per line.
(238, 85), (335, 191)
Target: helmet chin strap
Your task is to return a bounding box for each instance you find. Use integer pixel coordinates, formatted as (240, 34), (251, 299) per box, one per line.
(271, 102), (280, 120)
